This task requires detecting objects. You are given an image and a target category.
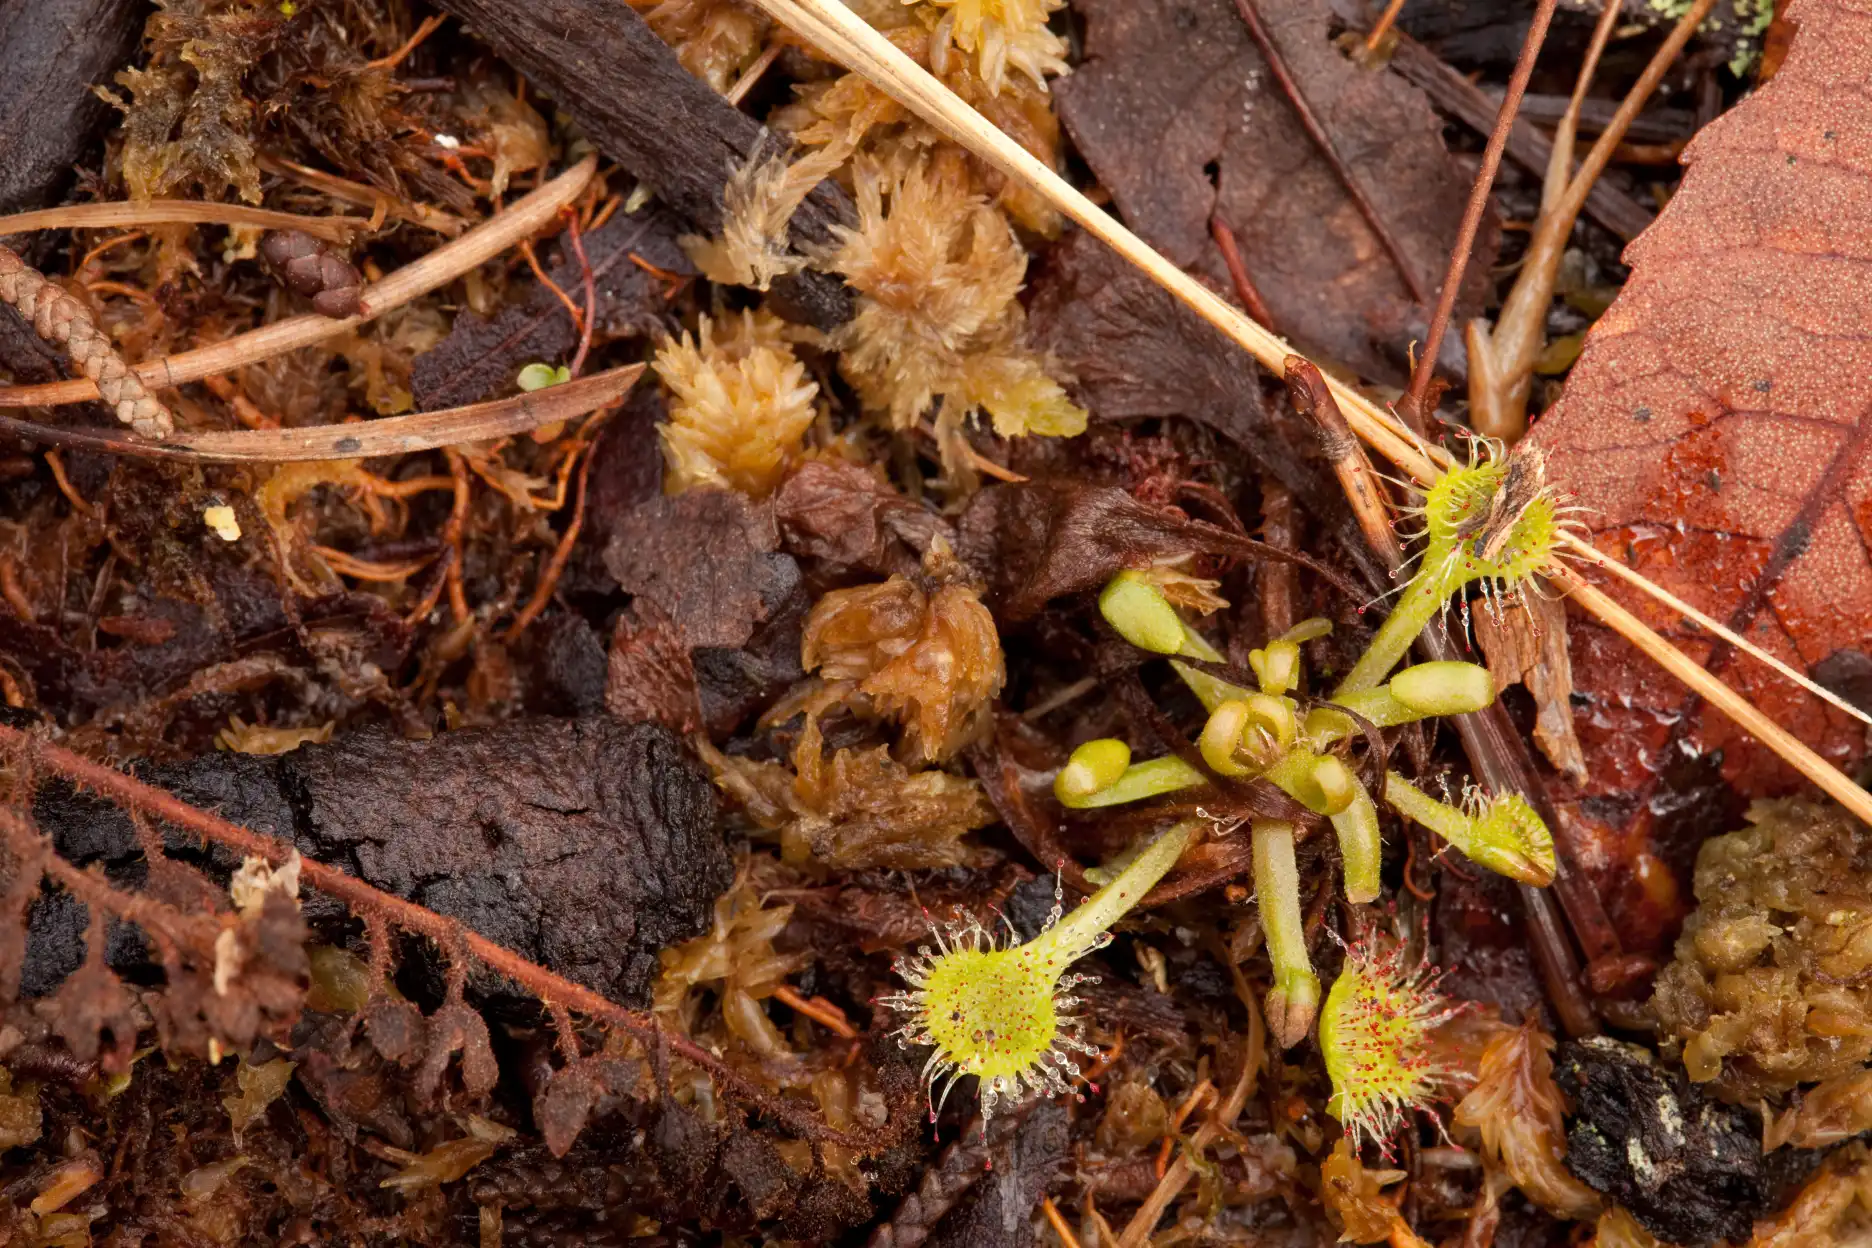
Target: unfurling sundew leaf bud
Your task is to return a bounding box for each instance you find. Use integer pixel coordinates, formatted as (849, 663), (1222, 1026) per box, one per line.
(1055, 738), (1131, 803)
(1098, 571), (1186, 655)
(1319, 936), (1461, 1154)
(1388, 661), (1496, 717)
(880, 820), (1197, 1121)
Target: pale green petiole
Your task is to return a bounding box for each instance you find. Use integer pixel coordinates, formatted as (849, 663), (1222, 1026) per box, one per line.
(1040, 819), (1197, 960)
(1253, 818), (1319, 1048)
(1056, 753), (1205, 808)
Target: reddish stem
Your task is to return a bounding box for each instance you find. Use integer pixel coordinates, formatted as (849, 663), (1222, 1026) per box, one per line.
(0, 725), (871, 1148)
(565, 210), (597, 379)
(1400, 0), (1559, 423)
(1209, 216), (1277, 331)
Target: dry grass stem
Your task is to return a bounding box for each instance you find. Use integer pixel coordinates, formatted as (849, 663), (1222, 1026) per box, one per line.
(1116, 994), (1263, 1248)
(1402, 0), (1557, 417)
(749, 0), (1872, 830)
(1553, 565), (1872, 826)
(1466, 0), (1716, 440)
(0, 157), (595, 412)
(0, 201), (367, 243)
(0, 363), (641, 463)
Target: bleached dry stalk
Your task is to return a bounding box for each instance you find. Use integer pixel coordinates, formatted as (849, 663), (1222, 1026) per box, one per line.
(0, 157), (597, 414)
(0, 364), (644, 462)
(0, 244), (172, 437)
(743, 0), (1872, 827)
(0, 201), (367, 243)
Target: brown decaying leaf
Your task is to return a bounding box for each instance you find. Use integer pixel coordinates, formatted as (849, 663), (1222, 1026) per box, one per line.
(1529, 0), (1872, 946)
(1053, 0), (1495, 384)
(1473, 590), (1587, 783)
(602, 487), (797, 650)
(605, 603), (703, 734)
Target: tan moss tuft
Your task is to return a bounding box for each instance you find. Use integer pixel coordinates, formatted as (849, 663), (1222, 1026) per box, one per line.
(827, 155), (1084, 439)
(654, 309), (819, 497)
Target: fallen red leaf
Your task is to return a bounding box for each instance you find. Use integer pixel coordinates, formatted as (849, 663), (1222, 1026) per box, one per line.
(1528, 0), (1872, 949)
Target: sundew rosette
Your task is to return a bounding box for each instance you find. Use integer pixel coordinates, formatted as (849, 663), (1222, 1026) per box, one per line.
(1319, 935), (1463, 1153)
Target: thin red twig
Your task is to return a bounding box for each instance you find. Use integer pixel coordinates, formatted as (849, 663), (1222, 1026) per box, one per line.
(565, 211), (597, 379)
(1209, 216), (1277, 331)
(0, 725), (869, 1148)
(1230, 0), (1428, 305)
(503, 417), (605, 641)
(1400, 0), (1559, 425)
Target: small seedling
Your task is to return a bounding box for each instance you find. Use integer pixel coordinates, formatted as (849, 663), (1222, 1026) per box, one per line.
(880, 819), (1195, 1121)
(517, 362), (572, 391)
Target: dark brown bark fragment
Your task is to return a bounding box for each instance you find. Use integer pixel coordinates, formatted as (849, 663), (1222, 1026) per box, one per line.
(0, 0), (146, 222)
(0, 0), (149, 376)
(430, 0), (855, 328)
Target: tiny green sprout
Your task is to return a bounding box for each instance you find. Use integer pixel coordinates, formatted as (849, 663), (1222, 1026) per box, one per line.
(1336, 442), (1572, 696)
(1248, 617), (1332, 697)
(1382, 773), (1557, 887)
(1319, 935), (1460, 1154)
(881, 820), (1197, 1121)
(517, 362), (572, 391)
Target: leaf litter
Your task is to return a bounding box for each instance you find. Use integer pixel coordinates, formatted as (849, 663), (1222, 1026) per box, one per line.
(0, 0), (1868, 1243)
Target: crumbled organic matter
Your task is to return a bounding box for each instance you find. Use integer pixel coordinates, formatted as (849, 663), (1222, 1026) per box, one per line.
(1555, 1036), (1770, 1245)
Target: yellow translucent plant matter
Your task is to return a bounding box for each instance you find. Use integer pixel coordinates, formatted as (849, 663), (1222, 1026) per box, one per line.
(921, 0), (1069, 94)
(654, 309), (819, 497)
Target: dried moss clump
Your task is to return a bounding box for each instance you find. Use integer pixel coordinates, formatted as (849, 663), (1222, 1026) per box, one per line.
(629, 0), (768, 94)
(921, 0), (1069, 95)
(800, 544), (1006, 760)
(702, 718), (996, 868)
(654, 309), (820, 497)
(828, 155), (1085, 440)
(1651, 799), (1872, 1099)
